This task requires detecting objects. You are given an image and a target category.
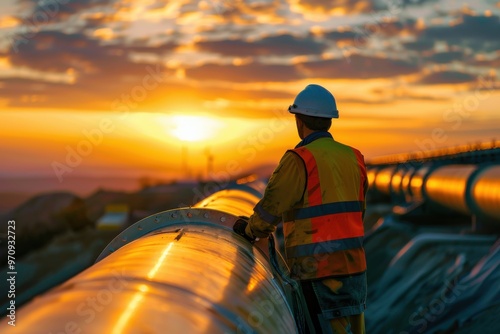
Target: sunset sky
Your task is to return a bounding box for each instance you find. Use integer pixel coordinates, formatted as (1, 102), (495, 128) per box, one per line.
(1, 0), (499, 189)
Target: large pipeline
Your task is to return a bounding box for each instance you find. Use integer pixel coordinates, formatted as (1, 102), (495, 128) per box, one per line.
(4, 181), (298, 333)
(369, 163), (500, 223)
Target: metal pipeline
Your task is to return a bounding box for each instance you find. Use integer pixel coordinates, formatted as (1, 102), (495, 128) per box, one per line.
(5, 180), (298, 334)
(471, 165), (500, 220)
(424, 165), (478, 215)
(366, 167), (378, 190)
(423, 164), (500, 220)
(390, 166), (412, 201)
(400, 167), (416, 202)
(370, 162), (500, 222)
(372, 166), (396, 196)
(408, 165), (434, 203)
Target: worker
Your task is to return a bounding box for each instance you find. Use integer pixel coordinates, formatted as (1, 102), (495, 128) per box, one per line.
(233, 84), (368, 334)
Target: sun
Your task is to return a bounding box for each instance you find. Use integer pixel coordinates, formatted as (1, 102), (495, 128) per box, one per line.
(170, 114), (222, 142)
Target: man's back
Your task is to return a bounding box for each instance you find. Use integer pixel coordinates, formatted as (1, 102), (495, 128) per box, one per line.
(295, 137), (366, 203)
(283, 135), (368, 280)
(234, 84), (368, 333)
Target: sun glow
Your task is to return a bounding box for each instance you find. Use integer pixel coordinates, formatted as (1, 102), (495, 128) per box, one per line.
(170, 115), (223, 142)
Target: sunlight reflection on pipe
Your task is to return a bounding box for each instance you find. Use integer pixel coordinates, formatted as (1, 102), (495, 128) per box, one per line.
(112, 242), (175, 333)
(111, 284), (149, 334)
(148, 241), (174, 279)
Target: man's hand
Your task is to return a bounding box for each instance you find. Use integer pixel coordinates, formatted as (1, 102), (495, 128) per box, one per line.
(233, 217), (256, 243)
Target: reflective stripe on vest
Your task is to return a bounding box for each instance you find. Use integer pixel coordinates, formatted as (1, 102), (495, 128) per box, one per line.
(283, 140), (367, 279)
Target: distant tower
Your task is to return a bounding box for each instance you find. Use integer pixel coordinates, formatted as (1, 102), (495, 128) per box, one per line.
(182, 144), (190, 179)
(204, 146), (214, 181)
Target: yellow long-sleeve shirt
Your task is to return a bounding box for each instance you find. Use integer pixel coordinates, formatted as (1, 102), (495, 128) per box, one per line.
(246, 151), (306, 238)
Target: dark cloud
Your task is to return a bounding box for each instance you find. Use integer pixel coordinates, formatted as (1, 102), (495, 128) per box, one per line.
(185, 62), (302, 82)
(323, 29), (359, 42)
(361, 18), (418, 37)
(20, 0), (117, 23)
(187, 0), (282, 25)
(403, 39), (435, 52)
(195, 34), (328, 57)
(295, 0), (437, 14)
(323, 18), (417, 49)
(425, 14), (500, 40)
(9, 31), (110, 73)
(468, 57), (500, 68)
(322, 28), (368, 51)
(299, 55), (420, 79)
(194, 23), (256, 40)
(120, 42), (178, 54)
(417, 71), (476, 85)
(426, 50), (465, 64)
(421, 14), (500, 51)
(8, 31), (176, 73)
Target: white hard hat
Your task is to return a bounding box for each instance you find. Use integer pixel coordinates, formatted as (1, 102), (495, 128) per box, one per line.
(288, 84), (339, 118)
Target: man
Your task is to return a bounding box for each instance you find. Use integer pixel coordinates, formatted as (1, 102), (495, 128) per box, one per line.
(233, 84), (368, 334)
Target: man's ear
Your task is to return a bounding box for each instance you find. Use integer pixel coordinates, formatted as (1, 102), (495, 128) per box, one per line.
(295, 115), (304, 138)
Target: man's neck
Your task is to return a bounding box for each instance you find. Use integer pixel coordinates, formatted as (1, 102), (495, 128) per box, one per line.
(296, 131), (333, 148)
(301, 128), (316, 139)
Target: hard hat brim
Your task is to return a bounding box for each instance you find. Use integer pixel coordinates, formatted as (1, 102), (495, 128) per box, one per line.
(288, 108), (339, 119)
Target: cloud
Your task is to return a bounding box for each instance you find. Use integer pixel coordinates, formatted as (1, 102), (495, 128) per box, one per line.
(417, 70), (476, 85)
(0, 77), (107, 109)
(1, 30), (179, 109)
(299, 54), (420, 79)
(323, 18), (417, 50)
(421, 13), (500, 51)
(426, 50), (465, 64)
(361, 18), (418, 37)
(323, 29), (360, 43)
(469, 56), (500, 68)
(0, 15), (20, 28)
(291, 0), (437, 15)
(83, 11), (128, 29)
(189, 0), (283, 25)
(425, 13), (500, 40)
(403, 39), (435, 52)
(2, 0), (498, 115)
(0, 27), (295, 115)
(370, 86), (450, 102)
(0, 74), (297, 118)
(195, 33), (328, 57)
(8, 30), (176, 72)
(19, 0), (117, 23)
(291, 0), (373, 15)
(185, 62), (303, 82)
(1, 27), (299, 115)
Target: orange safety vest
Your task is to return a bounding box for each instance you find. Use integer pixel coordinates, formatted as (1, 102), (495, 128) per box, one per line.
(283, 137), (367, 280)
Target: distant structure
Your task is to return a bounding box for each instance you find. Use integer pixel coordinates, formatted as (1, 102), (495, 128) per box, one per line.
(368, 139), (499, 166)
(96, 204), (129, 231)
(181, 144), (193, 179)
(204, 146), (214, 181)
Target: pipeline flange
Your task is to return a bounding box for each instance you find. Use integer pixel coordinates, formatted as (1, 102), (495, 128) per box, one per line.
(96, 207), (239, 262)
